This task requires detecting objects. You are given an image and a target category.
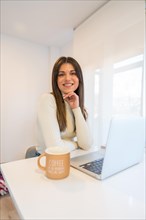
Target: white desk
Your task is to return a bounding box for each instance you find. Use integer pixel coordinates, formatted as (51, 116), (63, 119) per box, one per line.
(1, 149), (145, 220)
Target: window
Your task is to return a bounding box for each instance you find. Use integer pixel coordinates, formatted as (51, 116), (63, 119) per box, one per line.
(93, 54), (144, 147)
(92, 69), (101, 147)
(113, 54), (144, 116)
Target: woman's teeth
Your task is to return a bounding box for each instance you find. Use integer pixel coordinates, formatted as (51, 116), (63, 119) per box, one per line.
(63, 83), (73, 87)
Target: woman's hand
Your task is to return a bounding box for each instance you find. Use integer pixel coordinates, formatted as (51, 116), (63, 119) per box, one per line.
(63, 92), (79, 109)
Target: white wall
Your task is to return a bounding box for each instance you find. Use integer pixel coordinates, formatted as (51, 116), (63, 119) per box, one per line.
(1, 34), (49, 162)
(48, 41), (73, 92)
(0, 33), (73, 163)
(60, 40), (73, 57)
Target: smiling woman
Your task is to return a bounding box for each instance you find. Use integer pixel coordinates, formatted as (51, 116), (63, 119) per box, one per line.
(57, 63), (79, 95)
(25, 56), (93, 158)
(1, 0), (109, 163)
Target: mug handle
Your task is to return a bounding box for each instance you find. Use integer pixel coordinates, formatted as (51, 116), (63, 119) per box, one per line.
(37, 153), (46, 171)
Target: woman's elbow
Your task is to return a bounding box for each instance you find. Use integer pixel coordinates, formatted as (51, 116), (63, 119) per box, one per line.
(78, 139), (93, 151)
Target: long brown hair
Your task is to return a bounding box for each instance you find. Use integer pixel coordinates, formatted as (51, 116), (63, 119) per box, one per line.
(52, 56), (87, 131)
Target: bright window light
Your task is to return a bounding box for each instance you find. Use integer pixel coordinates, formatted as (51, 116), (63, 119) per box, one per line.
(114, 54), (143, 69)
(113, 54), (144, 116)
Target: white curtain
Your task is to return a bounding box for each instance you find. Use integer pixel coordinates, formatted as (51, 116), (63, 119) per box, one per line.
(73, 0), (145, 147)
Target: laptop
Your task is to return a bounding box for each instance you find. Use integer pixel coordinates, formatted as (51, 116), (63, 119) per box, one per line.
(71, 116), (145, 180)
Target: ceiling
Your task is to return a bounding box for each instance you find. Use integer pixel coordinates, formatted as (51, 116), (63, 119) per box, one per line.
(1, 0), (109, 47)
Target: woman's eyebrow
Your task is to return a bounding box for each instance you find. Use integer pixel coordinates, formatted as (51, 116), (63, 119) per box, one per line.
(70, 69), (76, 72)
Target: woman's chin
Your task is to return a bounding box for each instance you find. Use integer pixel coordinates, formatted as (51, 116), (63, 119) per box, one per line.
(62, 89), (74, 94)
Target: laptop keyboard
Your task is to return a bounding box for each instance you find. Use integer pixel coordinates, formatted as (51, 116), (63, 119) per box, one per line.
(79, 158), (104, 175)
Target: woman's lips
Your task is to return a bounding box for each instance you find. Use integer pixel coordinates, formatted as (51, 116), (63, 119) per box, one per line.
(63, 83), (73, 87)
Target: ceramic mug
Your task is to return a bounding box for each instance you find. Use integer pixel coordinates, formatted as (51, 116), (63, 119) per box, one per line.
(37, 146), (70, 179)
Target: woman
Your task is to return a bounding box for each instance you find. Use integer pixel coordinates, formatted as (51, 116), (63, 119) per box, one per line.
(25, 56), (92, 158)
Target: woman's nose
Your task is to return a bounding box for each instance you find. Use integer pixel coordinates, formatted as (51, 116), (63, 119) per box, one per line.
(65, 73), (71, 80)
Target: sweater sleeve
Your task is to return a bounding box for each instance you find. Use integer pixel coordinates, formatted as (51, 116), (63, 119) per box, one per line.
(37, 93), (77, 152)
(72, 107), (93, 150)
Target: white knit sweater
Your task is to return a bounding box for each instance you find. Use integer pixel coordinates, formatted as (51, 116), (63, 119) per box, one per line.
(36, 93), (92, 154)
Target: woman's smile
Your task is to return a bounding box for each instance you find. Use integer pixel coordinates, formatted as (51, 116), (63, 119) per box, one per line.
(57, 63), (79, 94)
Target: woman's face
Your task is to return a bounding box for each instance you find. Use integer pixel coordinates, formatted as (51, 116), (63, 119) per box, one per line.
(57, 63), (79, 94)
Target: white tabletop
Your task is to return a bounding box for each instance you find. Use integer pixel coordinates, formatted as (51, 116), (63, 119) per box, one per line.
(1, 149), (145, 220)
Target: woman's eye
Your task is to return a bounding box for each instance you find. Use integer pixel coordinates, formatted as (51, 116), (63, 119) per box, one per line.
(58, 72), (64, 77)
(71, 71), (77, 75)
